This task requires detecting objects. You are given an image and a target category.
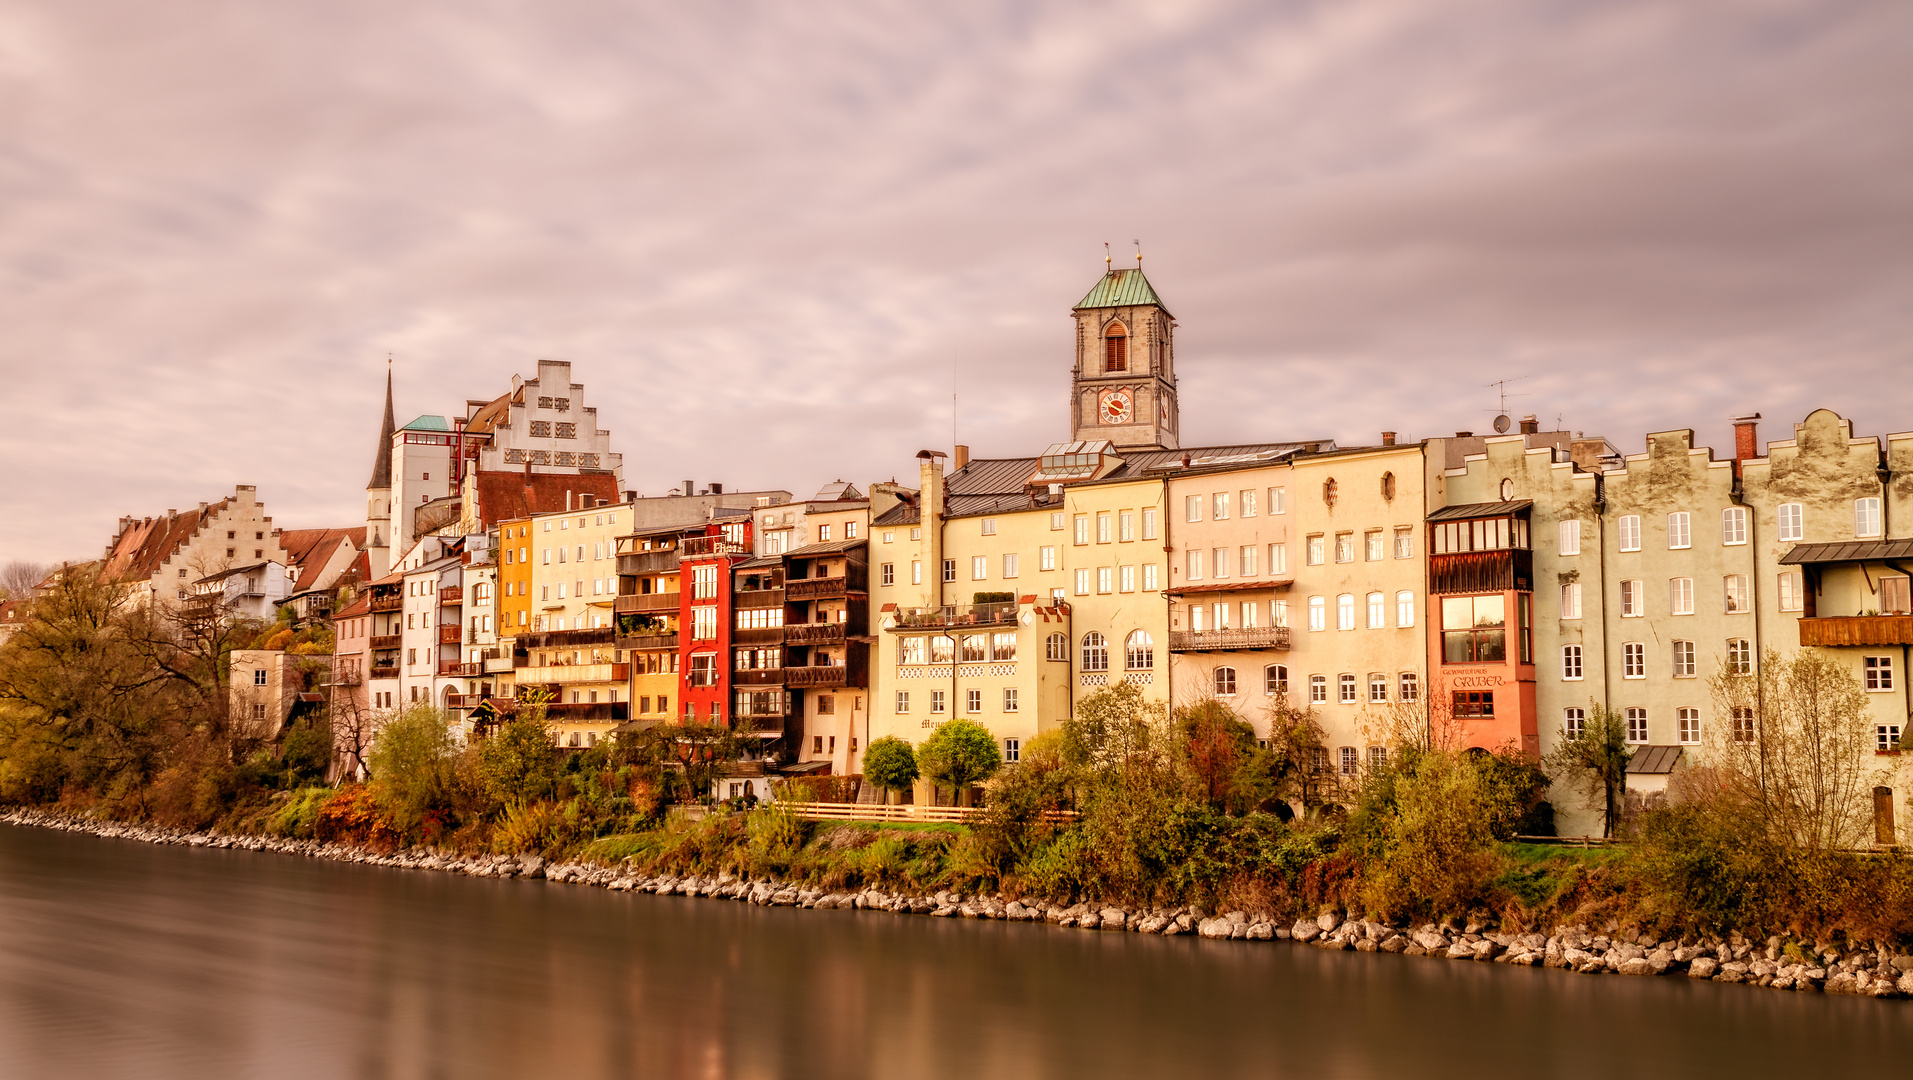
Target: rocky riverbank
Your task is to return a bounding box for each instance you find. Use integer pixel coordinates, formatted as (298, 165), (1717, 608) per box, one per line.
(8, 807), (1911, 1000)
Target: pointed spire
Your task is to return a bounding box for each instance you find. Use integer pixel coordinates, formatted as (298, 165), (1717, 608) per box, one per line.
(366, 362), (396, 491)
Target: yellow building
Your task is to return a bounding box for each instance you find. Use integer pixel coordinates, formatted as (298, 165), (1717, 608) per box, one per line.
(614, 525), (685, 726)
(516, 503), (634, 748)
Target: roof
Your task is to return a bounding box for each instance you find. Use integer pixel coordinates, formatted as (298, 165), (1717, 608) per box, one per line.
(277, 527), (364, 593)
(811, 481), (863, 502)
(333, 593), (372, 619)
(1167, 579), (1294, 596)
(100, 498), (234, 585)
(1779, 539), (1913, 565)
(1074, 268), (1169, 315)
(1427, 500), (1533, 522)
(401, 415), (451, 433)
(784, 539), (868, 558)
(1627, 745), (1684, 776)
(463, 389), (516, 435)
(196, 560), (277, 584)
(472, 470), (623, 528)
(733, 555), (784, 570)
(367, 371), (396, 490)
(934, 441), (1321, 519)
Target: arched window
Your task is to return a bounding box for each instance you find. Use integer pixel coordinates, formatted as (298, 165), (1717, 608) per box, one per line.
(1124, 630), (1154, 670)
(1045, 632), (1068, 661)
(1103, 322), (1128, 373)
(1264, 665), (1288, 695)
(1380, 471), (1396, 501)
(1081, 631), (1109, 672)
(1323, 477), (1338, 507)
(1214, 666), (1237, 696)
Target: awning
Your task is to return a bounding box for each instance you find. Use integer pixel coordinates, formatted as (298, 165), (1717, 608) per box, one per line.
(1167, 578), (1295, 596)
(1626, 745), (1684, 775)
(1779, 540), (1913, 565)
(1427, 500), (1532, 522)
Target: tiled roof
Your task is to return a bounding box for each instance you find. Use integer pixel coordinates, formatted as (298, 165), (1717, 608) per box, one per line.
(783, 539), (868, 558)
(472, 470), (622, 527)
(100, 499), (233, 585)
(1074, 268), (1169, 314)
(936, 442), (1320, 518)
(1428, 501), (1533, 522)
(277, 527), (364, 593)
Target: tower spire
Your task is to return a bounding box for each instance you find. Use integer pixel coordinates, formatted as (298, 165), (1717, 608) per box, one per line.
(366, 361), (395, 491)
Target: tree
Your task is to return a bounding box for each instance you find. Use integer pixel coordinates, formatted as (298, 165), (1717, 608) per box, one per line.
(1708, 648), (1883, 851)
(917, 719), (1001, 806)
(1544, 701), (1631, 837)
(1064, 680), (1168, 770)
(476, 714), (560, 811)
(862, 736), (919, 804)
(622, 722), (748, 804)
(1173, 699), (1263, 813)
(366, 703), (457, 833)
(0, 560), (49, 600)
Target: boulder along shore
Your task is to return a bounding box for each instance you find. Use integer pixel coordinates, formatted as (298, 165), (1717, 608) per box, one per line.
(8, 807), (1911, 1000)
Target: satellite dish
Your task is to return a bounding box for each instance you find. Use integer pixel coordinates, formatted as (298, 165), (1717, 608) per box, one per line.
(1493, 413), (1512, 434)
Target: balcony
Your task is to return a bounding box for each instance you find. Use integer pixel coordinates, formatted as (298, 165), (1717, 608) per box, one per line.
(438, 661), (482, 677)
(438, 625), (463, 645)
(617, 548), (682, 576)
(514, 663), (630, 686)
(615, 592), (679, 614)
(733, 668), (787, 686)
(1430, 549), (1534, 595)
(439, 586), (463, 605)
(679, 536), (749, 558)
(544, 701), (630, 723)
(369, 595), (402, 613)
(784, 665), (848, 688)
(331, 670), (362, 686)
(516, 627), (616, 650)
(893, 602), (1019, 630)
(617, 631), (680, 652)
(735, 589), (785, 609)
(732, 626), (785, 646)
(445, 694), (487, 709)
(370, 634), (402, 651)
(1798, 615), (1913, 647)
(786, 576), (848, 601)
(784, 622), (845, 646)
(369, 665), (399, 680)
(1169, 627), (1292, 653)
(484, 654), (517, 674)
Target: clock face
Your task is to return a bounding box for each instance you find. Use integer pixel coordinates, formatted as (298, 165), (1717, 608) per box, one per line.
(1100, 390), (1133, 425)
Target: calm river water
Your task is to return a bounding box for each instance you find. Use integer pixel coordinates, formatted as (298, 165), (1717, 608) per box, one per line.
(0, 822), (1907, 1079)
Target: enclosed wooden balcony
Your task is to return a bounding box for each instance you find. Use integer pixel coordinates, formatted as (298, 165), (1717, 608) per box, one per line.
(439, 586), (463, 605)
(369, 634), (402, 651)
(616, 631), (680, 652)
(1798, 615), (1913, 647)
(1169, 627), (1292, 652)
(544, 701), (630, 722)
(368, 665), (399, 680)
(615, 592), (679, 614)
(732, 668), (787, 686)
(438, 625), (463, 645)
(784, 622), (845, 646)
(784, 665), (848, 688)
(617, 549), (682, 576)
(786, 576), (848, 601)
(368, 595), (402, 613)
(515, 662), (630, 685)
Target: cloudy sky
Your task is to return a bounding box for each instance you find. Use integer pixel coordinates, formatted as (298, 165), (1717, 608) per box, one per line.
(4, 0), (1910, 565)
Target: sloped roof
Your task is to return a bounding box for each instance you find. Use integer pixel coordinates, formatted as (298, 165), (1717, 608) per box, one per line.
(334, 594), (372, 619)
(1074, 268), (1169, 314)
(935, 442), (1319, 519)
(784, 539), (868, 558)
(1627, 745), (1684, 776)
(277, 527), (364, 593)
(463, 389), (516, 435)
(1428, 501), (1534, 522)
(100, 499), (233, 585)
(472, 470), (622, 528)
(367, 370), (396, 490)
(402, 415), (451, 432)
(1779, 539), (1913, 565)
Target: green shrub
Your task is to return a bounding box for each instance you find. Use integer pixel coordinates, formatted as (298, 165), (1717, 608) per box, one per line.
(862, 736), (919, 801)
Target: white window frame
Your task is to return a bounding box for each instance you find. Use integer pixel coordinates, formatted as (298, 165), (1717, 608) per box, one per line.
(1670, 577), (1694, 616)
(1561, 582), (1581, 620)
(1856, 497), (1883, 538)
(1561, 644), (1583, 681)
(1558, 519), (1581, 556)
(1366, 592), (1385, 629)
(1622, 641), (1645, 679)
(1776, 503), (1803, 542)
(1625, 707), (1648, 745)
(1865, 655), (1895, 692)
(1667, 512), (1691, 550)
(1396, 591), (1415, 628)
(1721, 506), (1747, 546)
(1678, 709), (1701, 745)
(1618, 515), (1641, 552)
(1620, 579), (1643, 617)
(1672, 639), (1696, 678)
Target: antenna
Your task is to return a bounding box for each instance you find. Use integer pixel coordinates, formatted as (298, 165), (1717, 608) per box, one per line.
(1133, 239), (1142, 267)
(1485, 375), (1533, 432)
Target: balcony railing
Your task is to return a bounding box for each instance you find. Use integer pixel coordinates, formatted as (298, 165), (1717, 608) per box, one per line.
(370, 634), (402, 650)
(732, 626), (786, 646)
(732, 668), (786, 686)
(544, 701), (631, 722)
(615, 593), (679, 614)
(445, 694), (487, 709)
(893, 602), (1019, 630)
(784, 665), (848, 688)
(369, 665), (399, 680)
(679, 536), (749, 558)
(1798, 615), (1913, 647)
(332, 670), (362, 686)
(369, 595), (402, 613)
(1168, 627), (1292, 652)
(786, 577), (849, 601)
(514, 663), (630, 685)
(438, 661), (483, 677)
(616, 631), (680, 652)
(783, 622), (845, 645)
(439, 586), (463, 605)
(438, 625), (463, 645)
(617, 549), (682, 576)
(484, 654), (517, 674)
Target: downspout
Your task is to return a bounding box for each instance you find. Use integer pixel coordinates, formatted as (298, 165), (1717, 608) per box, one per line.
(1732, 471), (1766, 796)
(1594, 474), (1611, 716)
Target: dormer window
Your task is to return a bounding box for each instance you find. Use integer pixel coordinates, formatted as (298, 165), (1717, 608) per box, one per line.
(1103, 322), (1127, 373)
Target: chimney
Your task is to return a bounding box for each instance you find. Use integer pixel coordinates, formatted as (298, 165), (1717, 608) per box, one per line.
(954, 445), (970, 470)
(565, 491), (574, 511)
(710, 482), (723, 495)
(1519, 415), (1539, 435)
(1456, 432), (1474, 439)
(1381, 432), (1396, 446)
(1732, 414), (1761, 462)
(682, 480), (694, 497)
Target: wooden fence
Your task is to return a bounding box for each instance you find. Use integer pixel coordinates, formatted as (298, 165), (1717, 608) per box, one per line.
(787, 801), (1077, 824)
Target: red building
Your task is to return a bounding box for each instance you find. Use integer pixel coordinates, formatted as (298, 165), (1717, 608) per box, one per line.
(1425, 501), (1539, 756)
(676, 517), (753, 724)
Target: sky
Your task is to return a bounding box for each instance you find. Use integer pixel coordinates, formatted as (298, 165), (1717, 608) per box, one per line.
(3, 0), (1911, 566)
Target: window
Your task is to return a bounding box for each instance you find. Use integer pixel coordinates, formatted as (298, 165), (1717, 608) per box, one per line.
(1185, 496), (1202, 523)
(1104, 323), (1127, 371)
(1074, 569), (1090, 595)
(252, 668), (267, 686)
(911, 527), (922, 541)
(1368, 673), (1388, 703)
(1453, 691), (1494, 717)
(1125, 630), (1154, 670)
(1678, 709), (1701, 745)
(1667, 512), (1691, 549)
(1440, 595), (1505, 663)
(1074, 516), (1090, 545)
(1561, 582), (1582, 620)
(1856, 497), (1882, 538)
(1001, 553), (1019, 578)
(1190, 606), (1205, 633)
(1270, 487), (1287, 514)
(1720, 507), (1747, 546)
(1562, 644), (1583, 680)
(1142, 564), (1158, 591)
(930, 690), (946, 714)
(1564, 708), (1586, 739)
(1622, 641), (1645, 678)
(882, 531), (894, 544)
(1620, 580), (1643, 617)
(1776, 503), (1803, 542)
(692, 606), (718, 640)
(1097, 513), (1112, 543)
(1186, 549), (1203, 580)
(1367, 592), (1385, 629)
(1368, 746), (1389, 770)
(1330, 746), (1354, 777)
(993, 686), (1015, 713)
(689, 653), (718, 687)
(1669, 577), (1694, 616)
(1081, 632), (1108, 671)
(693, 564), (718, 599)
(960, 635), (987, 663)
(1240, 490), (1257, 517)
(929, 635), (956, 663)
(1119, 511), (1135, 541)
(1308, 674), (1327, 703)
(1046, 633), (1068, 661)
(1726, 638), (1752, 675)
(1618, 515), (1641, 552)
(1335, 533), (1354, 563)
(1264, 665), (1288, 695)
(1097, 567), (1112, 593)
(1269, 543), (1287, 574)
(1039, 546), (1058, 572)
(1306, 535), (1325, 565)
(981, 518), (997, 536)
(1724, 575), (1749, 613)
(1877, 725), (1902, 752)
(943, 560), (957, 583)
(1003, 736), (1020, 761)
(1625, 708), (1647, 744)
(1049, 512), (1064, 531)
(1778, 572), (1803, 612)
(1366, 530), (1385, 561)
(1672, 640), (1696, 678)
(818, 524), (832, 542)
(1339, 674), (1358, 703)
(1558, 519), (1581, 556)
(1399, 672), (1419, 701)
(1308, 596), (1327, 632)
(911, 561), (922, 585)
(1214, 667), (1237, 696)
(1865, 656), (1895, 692)
(965, 689), (982, 713)
(1396, 591), (1416, 628)
(1882, 576), (1911, 614)
(1141, 508), (1157, 539)
(1337, 594), (1356, 631)
(846, 521), (859, 539)
(881, 563), (895, 586)
(1213, 492), (1230, 520)
(1212, 547), (1229, 579)
(971, 556), (988, 581)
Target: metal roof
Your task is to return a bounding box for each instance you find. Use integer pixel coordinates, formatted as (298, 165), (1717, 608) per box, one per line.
(1427, 500), (1533, 522)
(401, 414), (451, 432)
(1073, 268), (1169, 314)
(1779, 539), (1913, 565)
(1166, 578), (1295, 596)
(1626, 745), (1684, 775)
(783, 539), (867, 558)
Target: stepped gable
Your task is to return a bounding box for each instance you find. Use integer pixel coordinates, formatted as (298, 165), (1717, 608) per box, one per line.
(101, 499), (232, 584)
(471, 470), (622, 527)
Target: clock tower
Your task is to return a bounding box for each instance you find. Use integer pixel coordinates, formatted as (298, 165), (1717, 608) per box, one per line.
(1069, 264), (1179, 451)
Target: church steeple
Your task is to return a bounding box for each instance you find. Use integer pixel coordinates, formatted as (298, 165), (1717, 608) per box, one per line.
(1069, 263), (1179, 451)
(366, 367), (396, 491)
(364, 365), (395, 578)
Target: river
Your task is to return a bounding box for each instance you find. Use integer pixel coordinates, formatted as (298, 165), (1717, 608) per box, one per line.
(0, 823), (1905, 1079)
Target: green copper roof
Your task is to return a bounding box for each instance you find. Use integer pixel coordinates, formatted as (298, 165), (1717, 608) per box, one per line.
(402, 414), (451, 432)
(1073, 268), (1170, 314)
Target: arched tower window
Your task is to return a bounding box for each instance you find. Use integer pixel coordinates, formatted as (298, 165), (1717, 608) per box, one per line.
(1124, 630), (1154, 670)
(1103, 322), (1128, 373)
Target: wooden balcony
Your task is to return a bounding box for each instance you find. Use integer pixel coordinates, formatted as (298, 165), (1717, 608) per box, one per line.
(616, 632), (679, 652)
(784, 665), (848, 688)
(438, 625), (463, 645)
(1430, 550), (1533, 595)
(331, 669), (361, 686)
(369, 665), (399, 680)
(784, 622), (845, 645)
(369, 595), (402, 613)
(786, 576), (849, 601)
(1798, 615), (1913, 647)
(1169, 627), (1292, 653)
(545, 701), (630, 722)
(438, 661), (482, 677)
(439, 586), (463, 605)
(617, 549), (682, 576)
(732, 626), (786, 646)
(370, 634), (402, 650)
(735, 589), (785, 609)
(732, 668), (787, 686)
(615, 593), (679, 614)
(514, 663), (630, 685)
(679, 536), (749, 558)
(483, 654), (517, 674)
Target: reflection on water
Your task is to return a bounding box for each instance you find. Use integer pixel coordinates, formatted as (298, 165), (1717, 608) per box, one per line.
(0, 823), (1906, 1079)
